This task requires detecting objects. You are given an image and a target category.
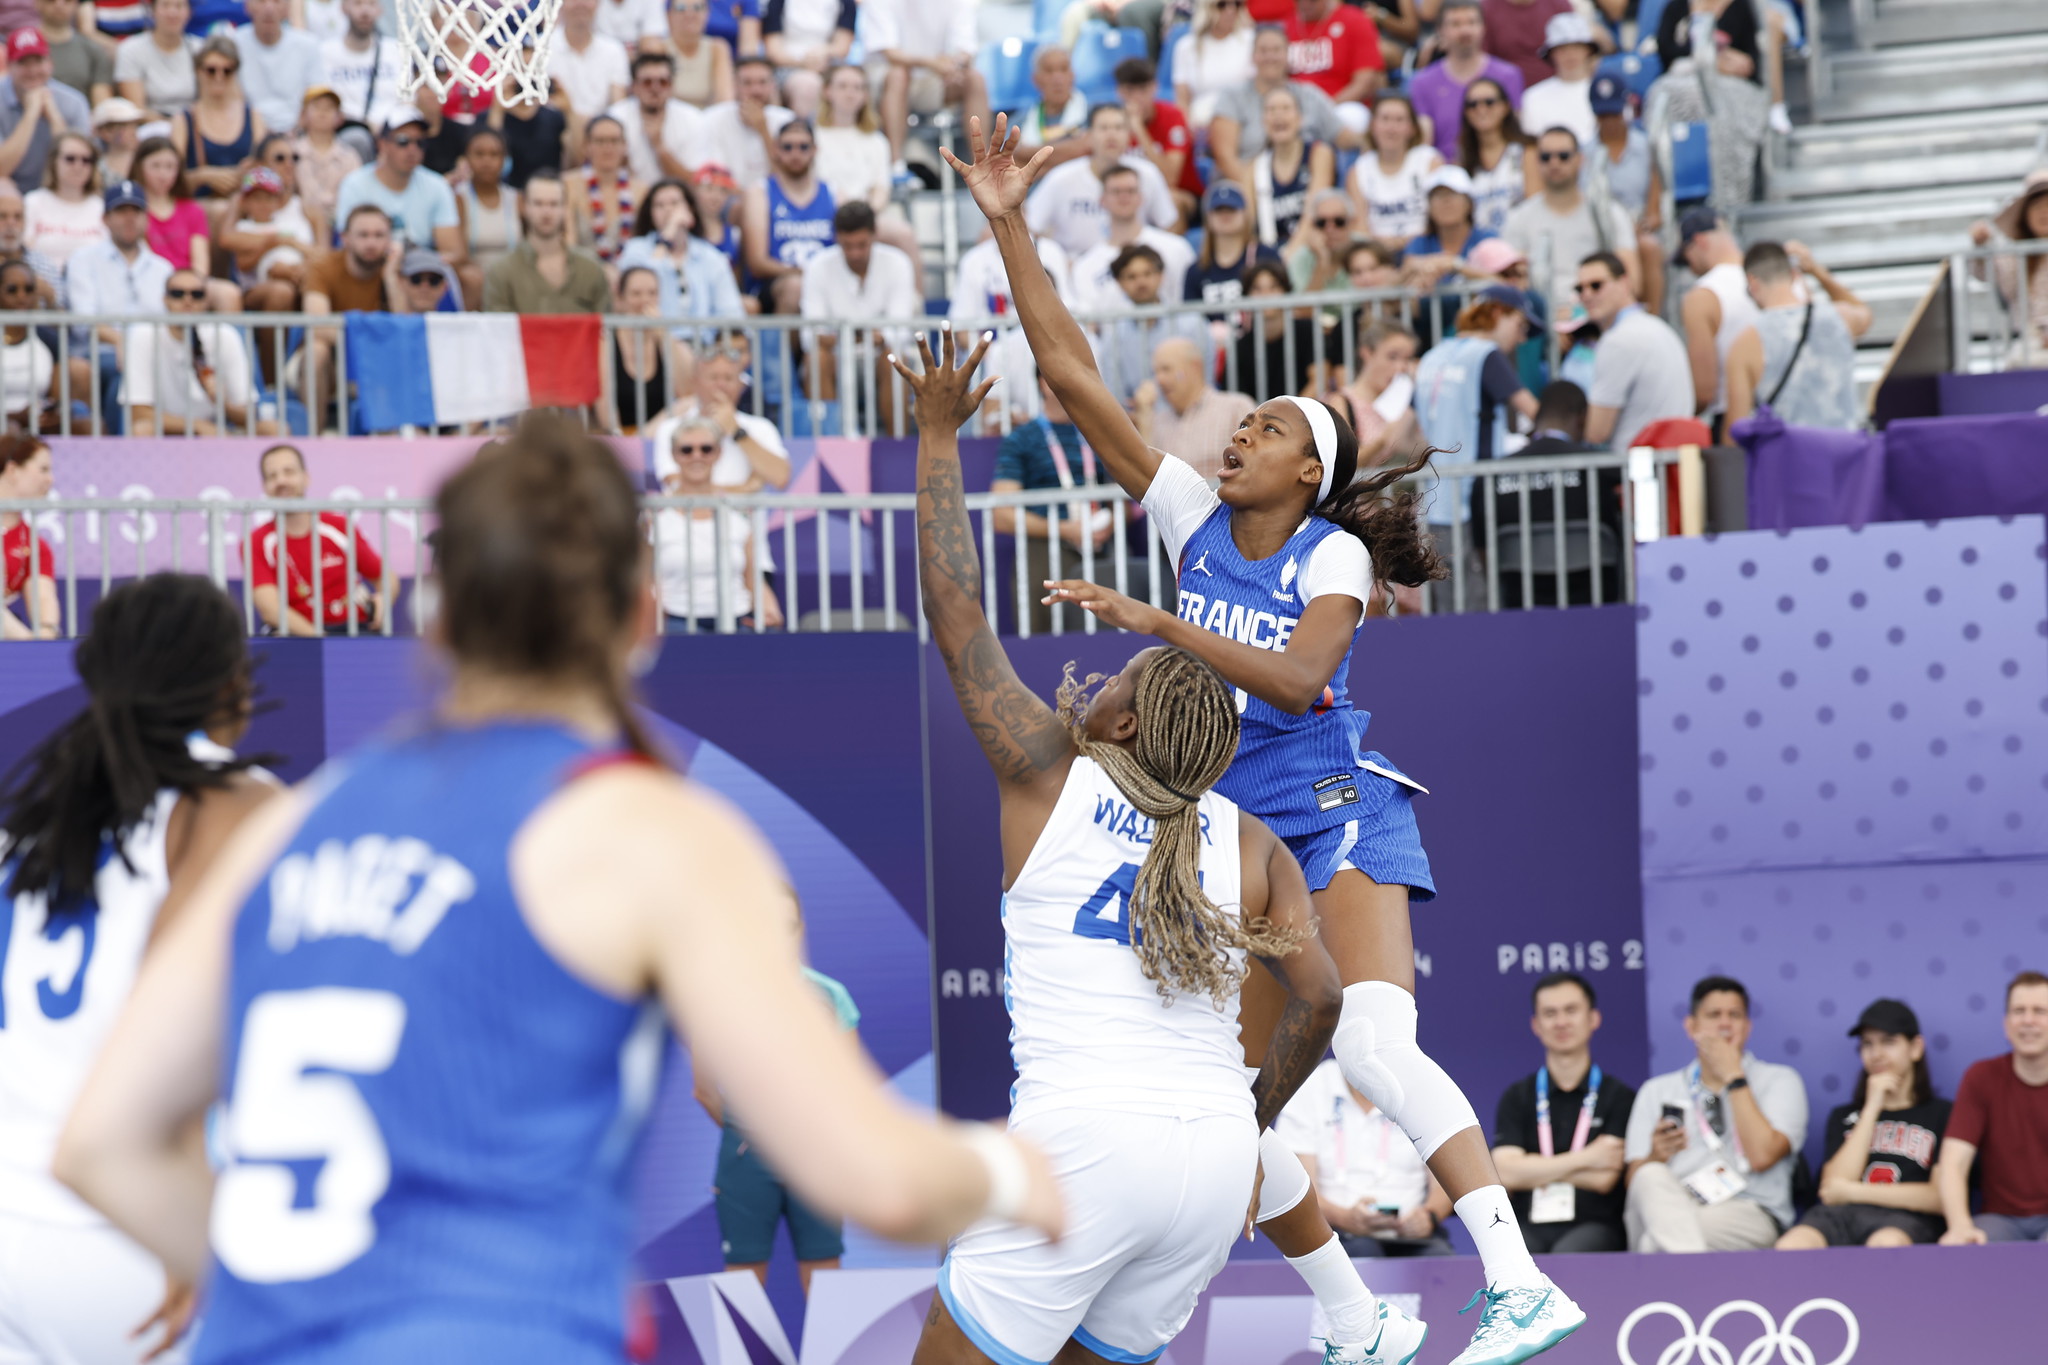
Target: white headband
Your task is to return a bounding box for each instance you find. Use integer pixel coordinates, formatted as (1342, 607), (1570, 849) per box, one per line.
(1281, 396), (1339, 503)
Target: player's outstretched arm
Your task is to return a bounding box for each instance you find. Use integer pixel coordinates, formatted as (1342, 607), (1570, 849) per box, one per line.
(895, 329), (1075, 796)
(946, 114), (1164, 501)
(1237, 814), (1342, 1132)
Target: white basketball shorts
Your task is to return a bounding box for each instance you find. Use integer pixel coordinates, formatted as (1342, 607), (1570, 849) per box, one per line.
(939, 1106), (1257, 1364)
(0, 1214), (184, 1365)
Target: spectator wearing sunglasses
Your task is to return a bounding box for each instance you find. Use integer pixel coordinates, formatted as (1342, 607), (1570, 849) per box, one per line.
(1575, 249), (1690, 453)
(0, 261), (61, 432)
(649, 414), (784, 632)
(1408, 1), (1523, 162)
(606, 50), (707, 184)
(24, 129), (105, 270)
(0, 28), (96, 195)
(335, 109), (466, 269)
(124, 267), (275, 436)
(1499, 125), (1635, 308)
(397, 246), (460, 313)
(168, 34), (260, 205)
(64, 180), (169, 433)
(1457, 75), (1532, 236)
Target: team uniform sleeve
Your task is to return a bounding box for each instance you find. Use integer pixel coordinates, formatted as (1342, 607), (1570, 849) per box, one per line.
(1296, 532), (1371, 610)
(1138, 452), (1222, 561)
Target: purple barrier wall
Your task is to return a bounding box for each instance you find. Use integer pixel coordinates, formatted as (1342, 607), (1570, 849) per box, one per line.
(1738, 410), (2048, 530)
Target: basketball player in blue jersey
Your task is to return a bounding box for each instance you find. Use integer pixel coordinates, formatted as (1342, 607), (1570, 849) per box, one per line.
(897, 329), (1349, 1365)
(54, 418), (1066, 1365)
(0, 575), (275, 1365)
(944, 118), (1585, 1365)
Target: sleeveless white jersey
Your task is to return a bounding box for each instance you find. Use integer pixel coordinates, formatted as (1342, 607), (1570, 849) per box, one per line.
(1002, 757), (1251, 1124)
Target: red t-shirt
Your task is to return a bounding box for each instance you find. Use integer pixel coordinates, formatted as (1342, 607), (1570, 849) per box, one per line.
(1284, 4), (1384, 99)
(1139, 101), (1204, 196)
(1248, 0), (1293, 20)
(3, 520), (53, 597)
(250, 513), (385, 628)
(1947, 1053), (2048, 1218)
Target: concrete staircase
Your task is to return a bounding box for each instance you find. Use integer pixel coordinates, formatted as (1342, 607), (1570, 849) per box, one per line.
(1737, 0), (2048, 384)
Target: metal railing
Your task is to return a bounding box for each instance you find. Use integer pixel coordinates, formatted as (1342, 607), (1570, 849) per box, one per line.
(0, 445), (1685, 641)
(1952, 239), (2048, 372)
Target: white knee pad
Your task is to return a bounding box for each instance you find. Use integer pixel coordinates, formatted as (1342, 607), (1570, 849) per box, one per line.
(1256, 1127), (1313, 1223)
(1331, 981), (1478, 1161)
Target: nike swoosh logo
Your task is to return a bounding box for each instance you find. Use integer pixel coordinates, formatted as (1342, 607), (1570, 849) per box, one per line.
(1510, 1289), (1552, 1330)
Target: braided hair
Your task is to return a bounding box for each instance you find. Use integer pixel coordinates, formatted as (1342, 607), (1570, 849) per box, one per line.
(1054, 648), (1310, 1005)
(0, 574), (259, 912)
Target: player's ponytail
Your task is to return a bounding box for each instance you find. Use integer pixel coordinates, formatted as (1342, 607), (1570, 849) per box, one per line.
(1309, 410), (1448, 590)
(432, 413), (660, 762)
(1056, 649), (1309, 1006)
(0, 574), (258, 911)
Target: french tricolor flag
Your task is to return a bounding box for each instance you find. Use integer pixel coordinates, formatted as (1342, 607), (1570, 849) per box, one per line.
(345, 313), (603, 430)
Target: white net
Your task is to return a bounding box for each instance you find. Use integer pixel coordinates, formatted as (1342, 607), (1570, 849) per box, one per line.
(393, 0), (565, 106)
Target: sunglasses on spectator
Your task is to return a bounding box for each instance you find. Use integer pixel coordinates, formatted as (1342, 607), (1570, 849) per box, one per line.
(1464, 96), (1502, 110)
(1574, 278), (1608, 295)
(165, 287), (207, 300)
(1215, 0), (1243, 7)
(0, 281), (34, 294)
(57, 153), (93, 165)
(639, 73), (671, 84)
(201, 64), (237, 77)
(270, 151), (300, 163)
(1538, 149), (1577, 162)
(388, 134), (423, 148)
(779, 141), (813, 152)
(1314, 216), (1349, 228)
(673, 442), (720, 456)
(408, 272), (444, 287)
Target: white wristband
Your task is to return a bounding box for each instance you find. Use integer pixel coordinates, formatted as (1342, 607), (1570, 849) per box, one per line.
(960, 1124), (1030, 1224)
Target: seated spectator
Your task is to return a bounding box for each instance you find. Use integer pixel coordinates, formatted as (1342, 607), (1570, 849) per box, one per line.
(398, 245), (457, 313)
(649, 414), (784, 631)
(1072, 164), (1194, 314)
(482, 170), (610, 313)
(697, 0), (762, 63)
(0, 29), (96, 195)
(1284, 0), (1383, 137)
(1115, 57), (1201, 226)
(864, 0), (988, 184)
(92, 97), (145, 186)
(170, 34), (260, 204)
(1170, 0), (1255, 130)
(1400, 165), (1495, 292)
(1491, 972), (1635, 1254)
(950, 220), (1073, 401)
(1519, 11), (1597, 151)
(798, 200), (919, 431)
(1776, 998), (1949, 1250)
(1251, 85), (1332, 247)
(1472, 377), (1622, 606)
(114, 0), (198, 120)
(1094, 244), (1211, 407)
(322, 0), (407, 137)
(547, 0), (633, 119)
(250, 443), (394, 636)
(222, 164), (312, 312)
(125, 268), (274, 435)
(1967, 170), (2048, 370)
(661, 343), (793, 491)
(607, 265), (691, 431)
(294, 87), (362, 234)
(1412, 291), (1536, 469)
(1725, 239), (1870, 431)
(763, 0), (852, 118)
(1131, 335), (1250, 479)
(1232, 258), (1322, 398)
(991, 376), (1115, 635)
(1502, 126), (1636, 307)
(571, 116), (643, 265)
(1286, 188), (1359, 293)
(1210, 25), (1344, 195)
(1278, 1056), (1457, 1258)
(232, 0), (322, 135)
(252, 131), (324, 241)
(694, 57), (796, 189)
(1183, 178), (1281, 313)
(487, 84), (570, 192)
(297, 202), (399, 408)
(65, 179), (168, 433)
(40, 0), (115, 106)
(1348, 91), (1439, 255)
(1458, 76), (1530, 236)
(1482, 0), (1580, 89)
(0, 262), (60, 431)
(813, 63), (921, 267)
(607, 52), (702, 186)
(1674, 206), (1754, 423)
(1012, 43), (1088, 173)
(25, 130), (106, 269)
(594, 0), (667, 53)
(616, 177), (745, 339)
(1326, 317), (1417, 465)
(741, 118), (831, 315)
(691, 162), (744, 273)
(1624, 975), (1808, 1253)
(335, 111), (464, 262)
(1025, 104), (1178, 258)
(0, 434), (57, 640)
(1937, 971), (2048, 1245)
(0, 182), (62, 306)
(455, 126), (520, 276)
(670, 0), (736, 108)
(1408, 1), (1524, 162)
(1655, 0), (1769, 207)
(1578, 249), (1692, 450)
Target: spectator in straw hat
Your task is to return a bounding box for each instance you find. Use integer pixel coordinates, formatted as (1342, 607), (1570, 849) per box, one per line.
(1968, 169), (2048, 368)
(92, 96), (145, 185)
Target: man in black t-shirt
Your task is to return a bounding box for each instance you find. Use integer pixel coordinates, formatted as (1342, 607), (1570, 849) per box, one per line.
(1776, 998), (1951, 1248)
(1492, 972), (1637, 1253)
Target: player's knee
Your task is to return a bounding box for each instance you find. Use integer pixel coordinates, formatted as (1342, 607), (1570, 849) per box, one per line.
(1333, 981), (1477, 1157)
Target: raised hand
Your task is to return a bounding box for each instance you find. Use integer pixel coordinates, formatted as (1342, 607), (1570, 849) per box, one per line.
(887, 326), (998, 434)
(940, 114), (1055, 224)
(1041, 579), (1171, 635)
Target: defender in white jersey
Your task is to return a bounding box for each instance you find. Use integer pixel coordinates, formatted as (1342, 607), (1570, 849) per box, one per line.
(898, 332), (1344, 1365)
(0, 575), (275, 1365)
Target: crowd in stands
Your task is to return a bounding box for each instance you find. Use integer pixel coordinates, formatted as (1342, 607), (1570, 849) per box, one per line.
(1277, 967), (2048, 1256)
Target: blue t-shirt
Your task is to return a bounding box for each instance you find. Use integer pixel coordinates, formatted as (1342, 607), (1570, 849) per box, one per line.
(994, 418), (1088, 521)
(335, 165), (460, 250)
(705, 0), (761, 48)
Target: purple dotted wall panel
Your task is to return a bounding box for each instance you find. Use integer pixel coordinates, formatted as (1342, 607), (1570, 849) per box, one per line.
(1636, 516), (2048, 877)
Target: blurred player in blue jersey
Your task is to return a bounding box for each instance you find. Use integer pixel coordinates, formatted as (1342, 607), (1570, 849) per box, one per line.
(949, 117), (1585, 1365)
(54, 416), (1065, 1365)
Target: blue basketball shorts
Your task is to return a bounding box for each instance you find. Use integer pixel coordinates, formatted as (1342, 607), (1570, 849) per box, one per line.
(1282, 769), (1436, 900)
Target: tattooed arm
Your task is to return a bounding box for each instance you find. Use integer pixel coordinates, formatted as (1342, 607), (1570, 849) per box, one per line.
(1238, 813), (1342, 1131)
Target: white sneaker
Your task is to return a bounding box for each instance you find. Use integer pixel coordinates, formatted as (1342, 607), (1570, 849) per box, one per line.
(1768, 102), (1793, 135)
(1445, 1275), (1586, 1365)
(1325, 1299), (1428, 1365)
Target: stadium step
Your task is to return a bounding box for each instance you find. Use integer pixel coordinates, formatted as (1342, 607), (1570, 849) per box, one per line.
(1768, 106), (2048, 201)
(1832, 262), (2005, 349)
(1736, 182), (2012, 271)
(1865, 0), (2048, 49)
(1813, 32), (2048, 122)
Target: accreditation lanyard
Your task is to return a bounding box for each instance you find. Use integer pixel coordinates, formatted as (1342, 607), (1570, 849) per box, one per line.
(1686, 1062), (1749, 1172)
(1535, 1064), (1601, 1158)
(1035, 418), (1096, 490)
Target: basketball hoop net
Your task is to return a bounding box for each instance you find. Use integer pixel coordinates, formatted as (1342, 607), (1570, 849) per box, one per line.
(393, 0), (564, 106)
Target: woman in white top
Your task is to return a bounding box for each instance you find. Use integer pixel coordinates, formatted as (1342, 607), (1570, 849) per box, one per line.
(651, 415), (784, 631)
(1457, 77), (1534, 236)
(113, 0), (198, 119)
(123, 268), (276, 437)
(813, 64), (922, 265)
(1170, 0), (1255, 129)
(1347, 92), (1438, 254)
(25, 133), (108, 269)
(457, 127), (523, 273)
(0, 264), (56, 433)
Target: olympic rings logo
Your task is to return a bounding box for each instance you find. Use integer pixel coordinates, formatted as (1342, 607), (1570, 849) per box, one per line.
(1616, 1298), (1860, 1365)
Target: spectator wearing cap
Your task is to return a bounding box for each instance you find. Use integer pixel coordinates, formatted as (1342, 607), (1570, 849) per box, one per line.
(1071, 163), (1195, 314)
(1725, 239), (1872, 432)
(1577, 249), (1691, 450)
(232, 0), (327, 134)
(63, 177), (167, 433)
(1675, 206), (1757, 425)
(606, 51), (704, 185)
(1115, 57), (1202, 226)
(1482, 0), (1596, 89)
(1501, 124), (1636, 308)
(221, 163), (313, 311)
(24, 129), (104, 269)
(1586, 71), (1660, 301)
(113, 0), (198, 121)
(335, 110), (465, 264)
(38, 0), (114, 107)
(0, 29), (96, 194)
(295, 87), (362, 234)
(397, 246), (460, 313)
(1132, 335), (1251, 481)
(482, 169), (609, 313)
(690, 162), (744, 274)
(1183, 179), (1281, 313)
(1517, 11), (1598, 151)
(1470, 236), (1549, 383)
(797, 199), (919, 431)
(1284, 0), (1384, 138)
(1399, 164), (1495, 292)
(321, 0), (408, 140)
(1776, 998), (1950, 1250)
(1938, 971), (2048, 1244)
(91, 96), (145, 185)
(1093, 243), (1211, 408)
(1408, 1), (1524, 163)
(1209, 25), (1346, 196)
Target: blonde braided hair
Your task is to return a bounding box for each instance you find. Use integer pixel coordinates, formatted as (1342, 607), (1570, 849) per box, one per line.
(1055, 650), (1312, 1005)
